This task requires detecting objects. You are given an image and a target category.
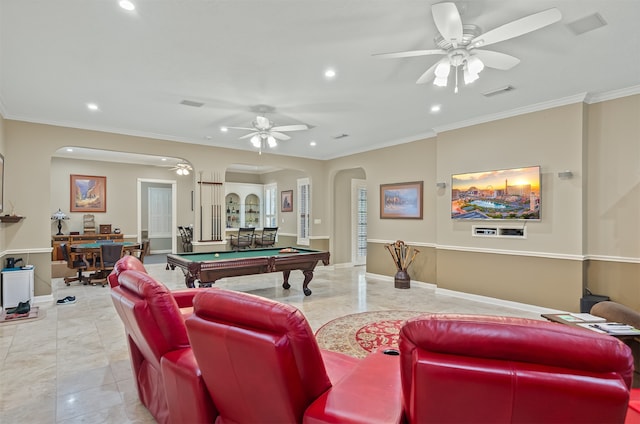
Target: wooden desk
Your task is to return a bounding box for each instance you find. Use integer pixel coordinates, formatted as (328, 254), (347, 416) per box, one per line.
(52, 233), (124, 261)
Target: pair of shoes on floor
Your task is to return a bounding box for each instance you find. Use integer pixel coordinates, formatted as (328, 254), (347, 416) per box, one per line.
(6, 300), (30, 315)
(56, 296), (77, 305)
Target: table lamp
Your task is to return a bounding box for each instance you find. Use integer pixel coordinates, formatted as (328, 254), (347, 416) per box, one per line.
(51, 209), (70, 235)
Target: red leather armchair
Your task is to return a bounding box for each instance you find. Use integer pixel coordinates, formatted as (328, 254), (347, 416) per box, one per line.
(186, 288), (404, 424)
(399, 314), (634, 424)
(107, 254), (146, 288)
(110, 265), (216, 423)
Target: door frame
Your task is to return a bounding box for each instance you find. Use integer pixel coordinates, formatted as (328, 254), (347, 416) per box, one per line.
(137, 178), (177, 254)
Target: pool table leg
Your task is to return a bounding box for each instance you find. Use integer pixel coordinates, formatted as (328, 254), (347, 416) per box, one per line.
(282, 270), (291, 290)
(282, 270), (313, 296)
(301, 270), (313, 296)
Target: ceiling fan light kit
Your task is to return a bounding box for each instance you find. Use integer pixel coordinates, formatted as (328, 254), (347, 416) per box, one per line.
(374, 2), (562, 92)
(226, 114), (309, 154)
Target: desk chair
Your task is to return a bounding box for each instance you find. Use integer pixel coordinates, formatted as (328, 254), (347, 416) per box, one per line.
(61, 242), (92, 286)
(254, 227), (278, 248)
(128, 240), (151, 263)
(229, 227), (254, 250)
(92, 243), (125, 286)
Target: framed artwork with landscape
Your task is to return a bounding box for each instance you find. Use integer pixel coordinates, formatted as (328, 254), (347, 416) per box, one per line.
(70, 174), (106, 212)
(380, 181), (423, 219)
(281, 190), (293, 212)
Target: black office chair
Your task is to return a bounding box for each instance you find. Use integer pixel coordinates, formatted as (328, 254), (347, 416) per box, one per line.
(254, 227), (278, 248)
(229, 227), (255, 250)
(92, 243), (125, 286)
(61, 242), (92, 286)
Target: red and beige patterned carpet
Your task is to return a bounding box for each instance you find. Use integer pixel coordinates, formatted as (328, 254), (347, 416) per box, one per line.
(315, 310), (426, 358)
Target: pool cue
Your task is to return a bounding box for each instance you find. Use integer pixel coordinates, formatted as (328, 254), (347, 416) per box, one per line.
(214, 174), (215, 240)
(198, 172), (203, 241)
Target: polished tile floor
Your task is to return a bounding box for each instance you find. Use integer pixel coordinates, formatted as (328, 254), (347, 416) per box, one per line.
(0, 262), (555, 423)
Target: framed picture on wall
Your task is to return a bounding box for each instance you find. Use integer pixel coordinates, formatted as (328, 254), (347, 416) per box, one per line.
(281, 190), (293, 212)
(380, 181), (423, 219)
(70, 174), (107, 212)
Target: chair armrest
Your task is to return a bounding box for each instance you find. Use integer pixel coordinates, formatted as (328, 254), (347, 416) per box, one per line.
(304, 349), (404, 424)
(171, 289), (199, 309)
(161, 348), (217, 423)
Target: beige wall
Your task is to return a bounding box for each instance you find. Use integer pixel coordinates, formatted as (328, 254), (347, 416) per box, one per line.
(2, 94), (638, 310)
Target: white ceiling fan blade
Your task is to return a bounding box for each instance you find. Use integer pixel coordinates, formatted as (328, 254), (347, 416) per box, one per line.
(271, 124), (308, 132)
(471, 8), (562, 48)
(238, 132), (259, 140)
(373, 49), (447, 59)
(416, 57), (449, 84)
(472, 50), (520, 70)
(432, 2), (463, 47)
(225, 126), (255, 131)
(255, 116), (271, 129)
(270, 132), (291, 141)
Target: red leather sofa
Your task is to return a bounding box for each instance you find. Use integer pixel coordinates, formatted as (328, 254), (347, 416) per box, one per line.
(185, 288), (405, 424)
(109, 258), (216, 423)
(109, 256), (637, 423)
(399, 314), (634, 424)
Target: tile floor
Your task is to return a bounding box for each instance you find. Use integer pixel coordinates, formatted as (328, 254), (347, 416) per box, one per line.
(0, 263), (556, 423)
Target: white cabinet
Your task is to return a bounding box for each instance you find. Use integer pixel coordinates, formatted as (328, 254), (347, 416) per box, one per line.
(2, 268), (35, 309)
(225, 183), (263, 229)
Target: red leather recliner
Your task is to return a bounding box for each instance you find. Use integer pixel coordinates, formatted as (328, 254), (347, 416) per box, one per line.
(110, 264), (217, 424)
(186, 288), (404, 424)
(399, 314), (634, 424)
(107, 254), (146, 288)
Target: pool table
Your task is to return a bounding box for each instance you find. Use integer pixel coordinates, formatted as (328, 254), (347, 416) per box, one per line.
(166, 247), (330, 296)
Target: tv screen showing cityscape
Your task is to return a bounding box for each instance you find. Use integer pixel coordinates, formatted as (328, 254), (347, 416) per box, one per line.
(451, 165), (541, 220)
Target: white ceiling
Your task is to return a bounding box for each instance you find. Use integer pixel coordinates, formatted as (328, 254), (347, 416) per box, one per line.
(2, 1), (639, 161)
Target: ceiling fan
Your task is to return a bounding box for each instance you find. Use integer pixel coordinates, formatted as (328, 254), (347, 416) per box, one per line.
(374, 2), (562, 92)
(169, 163), (193, 175)
(225, 115), (309, 152)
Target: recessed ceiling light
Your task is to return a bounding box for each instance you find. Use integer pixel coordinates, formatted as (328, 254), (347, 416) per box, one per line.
(220, 127), (228, 132)
(430, 105), (441, 113)
(119, 1), (135, 11)
(324, 69), (336, 79)
(87, 103), (99, 111)
(310, 141), (317, 147)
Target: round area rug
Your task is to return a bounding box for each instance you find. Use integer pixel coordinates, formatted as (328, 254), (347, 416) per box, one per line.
(315, 310), (426, 358)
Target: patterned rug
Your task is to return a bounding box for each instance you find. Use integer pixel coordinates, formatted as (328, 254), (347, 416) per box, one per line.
(315, 310), (426, 358)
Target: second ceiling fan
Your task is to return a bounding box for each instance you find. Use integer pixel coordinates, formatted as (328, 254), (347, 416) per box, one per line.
(374, 2), (562, 92)
(226, 116), (309, 151)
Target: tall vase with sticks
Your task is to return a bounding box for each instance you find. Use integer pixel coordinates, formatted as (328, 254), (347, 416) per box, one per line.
(385, 240), (419, 289)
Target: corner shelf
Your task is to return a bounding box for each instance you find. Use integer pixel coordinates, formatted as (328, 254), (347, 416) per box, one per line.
(0, 215), (25, 223)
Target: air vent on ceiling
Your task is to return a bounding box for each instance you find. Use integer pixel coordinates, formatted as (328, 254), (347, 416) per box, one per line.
(482, 85), (515, 97)
(180, 100), (205, 108)
(567, 13), (607, 36)
(333, 133), (349, 140)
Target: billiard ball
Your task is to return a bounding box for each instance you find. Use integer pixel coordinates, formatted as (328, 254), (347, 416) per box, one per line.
(214, 253), (219, 257)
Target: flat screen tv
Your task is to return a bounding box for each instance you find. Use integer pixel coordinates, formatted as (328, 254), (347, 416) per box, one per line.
(451, 165), (541, 220)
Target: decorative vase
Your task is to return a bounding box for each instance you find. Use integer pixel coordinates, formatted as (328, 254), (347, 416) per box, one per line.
(394, 270), (410, 289)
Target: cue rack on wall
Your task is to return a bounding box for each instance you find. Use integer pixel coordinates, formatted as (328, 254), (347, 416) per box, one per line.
(197, 171), (224, 242)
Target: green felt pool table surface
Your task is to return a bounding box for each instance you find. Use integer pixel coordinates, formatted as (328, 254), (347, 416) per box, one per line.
(166, 247), (330, 296)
